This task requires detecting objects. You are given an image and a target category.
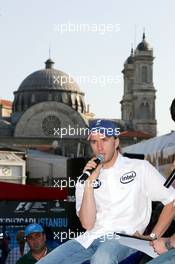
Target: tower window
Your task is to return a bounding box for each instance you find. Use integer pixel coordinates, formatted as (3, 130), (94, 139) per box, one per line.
(142, 66), (148, 83)
(139, 101), (150, 119)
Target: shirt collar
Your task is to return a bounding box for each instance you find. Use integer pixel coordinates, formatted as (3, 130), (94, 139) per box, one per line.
(101, 152), (125, 173)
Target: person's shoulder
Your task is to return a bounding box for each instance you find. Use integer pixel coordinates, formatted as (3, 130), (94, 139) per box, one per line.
(47, 247), (53, 253)
(16, 251), (33, 264)
(16, 256), (26, 264)
(16, 255), (27, 264)
(122, 155), (147, 166)
(122, 155), (155, 172)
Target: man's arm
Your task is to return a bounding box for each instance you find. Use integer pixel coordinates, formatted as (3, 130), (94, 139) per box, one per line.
(134, 200), (175, 240)
(151, 200), (175, 238)
(151, 160), (175, 255)
(79, 180), (96, 230)
(78, 161), (102, 230)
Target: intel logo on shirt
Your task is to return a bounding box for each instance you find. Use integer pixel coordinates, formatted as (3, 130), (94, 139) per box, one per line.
(120, 171), (136, 184)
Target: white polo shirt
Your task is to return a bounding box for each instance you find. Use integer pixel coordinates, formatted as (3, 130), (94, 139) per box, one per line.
(75, 153), (175, 248)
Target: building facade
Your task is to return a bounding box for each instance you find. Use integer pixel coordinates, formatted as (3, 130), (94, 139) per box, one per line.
(0, 34), (157, 153)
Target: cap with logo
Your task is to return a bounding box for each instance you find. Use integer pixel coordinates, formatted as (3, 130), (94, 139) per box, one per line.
(24, 223), (44, 237)
(88, 119), (120, 138)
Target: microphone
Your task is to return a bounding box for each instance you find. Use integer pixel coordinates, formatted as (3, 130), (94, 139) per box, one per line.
(79, 154), (104, 183)
(164, 169), (175, 188)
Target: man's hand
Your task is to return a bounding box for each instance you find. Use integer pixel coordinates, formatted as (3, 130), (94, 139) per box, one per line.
(133, 231), (151, 241)
(150, 238), (168, 255)
(83, 158), (103, 183)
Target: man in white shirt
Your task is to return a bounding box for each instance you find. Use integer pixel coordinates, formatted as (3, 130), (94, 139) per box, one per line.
(37, 119), (175, 264)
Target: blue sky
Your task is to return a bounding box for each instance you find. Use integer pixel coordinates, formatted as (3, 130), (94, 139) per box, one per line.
(0, 0), (174, 135)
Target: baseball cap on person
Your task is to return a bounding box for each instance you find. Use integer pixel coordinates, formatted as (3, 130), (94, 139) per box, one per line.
(88, 119), (120, 139)
(24, 223), (44, 237)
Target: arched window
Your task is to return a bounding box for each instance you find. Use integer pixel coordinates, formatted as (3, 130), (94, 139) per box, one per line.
(31, 94), (35, 103)
(48, 93), (52, 101)
(139, 100), (150, 119)
(142, 66), (148, 83)
(129, 112), (133, 121)
(75, 96), (80, 111)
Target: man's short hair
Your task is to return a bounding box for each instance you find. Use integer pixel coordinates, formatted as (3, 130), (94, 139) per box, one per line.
(170, 98), (175, 122)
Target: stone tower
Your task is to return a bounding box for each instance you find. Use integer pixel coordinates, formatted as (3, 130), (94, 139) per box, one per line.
(121, 33), (157, 136)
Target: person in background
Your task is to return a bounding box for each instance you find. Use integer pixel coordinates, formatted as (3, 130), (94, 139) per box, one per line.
(5, 230), (29, 264)
(170, 98), (175, 122)
(17, 224), (51, 264)
(0, 232), (10, 264)
(146, 98), (175, 263)
(147, 160), (175, 264)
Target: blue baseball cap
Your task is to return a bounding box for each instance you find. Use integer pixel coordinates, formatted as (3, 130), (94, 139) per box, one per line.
(24, 223), (44, 237)
(88, 119), (120, 138)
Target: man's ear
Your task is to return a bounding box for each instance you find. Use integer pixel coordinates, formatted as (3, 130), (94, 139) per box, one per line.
(43, 233), (46, 242)
(115, 137), (119, 149)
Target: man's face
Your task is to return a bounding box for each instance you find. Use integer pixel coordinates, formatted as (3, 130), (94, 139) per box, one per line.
(89, 133), (119, 165)
(26, 232), (46, 253)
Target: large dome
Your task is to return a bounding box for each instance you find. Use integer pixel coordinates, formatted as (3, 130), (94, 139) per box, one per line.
(18, 59), (81, 93)
(13, 59), (86, 114)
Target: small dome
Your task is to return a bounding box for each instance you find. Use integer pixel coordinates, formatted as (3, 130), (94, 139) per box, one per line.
(126, 56), (134, 64)
(125, 48), (134, 64)
(137, 33), (150, 51)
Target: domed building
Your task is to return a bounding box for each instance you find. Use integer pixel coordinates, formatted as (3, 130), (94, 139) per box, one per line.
(0, 59), (92, 157)
(11, 58), (88, 140)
